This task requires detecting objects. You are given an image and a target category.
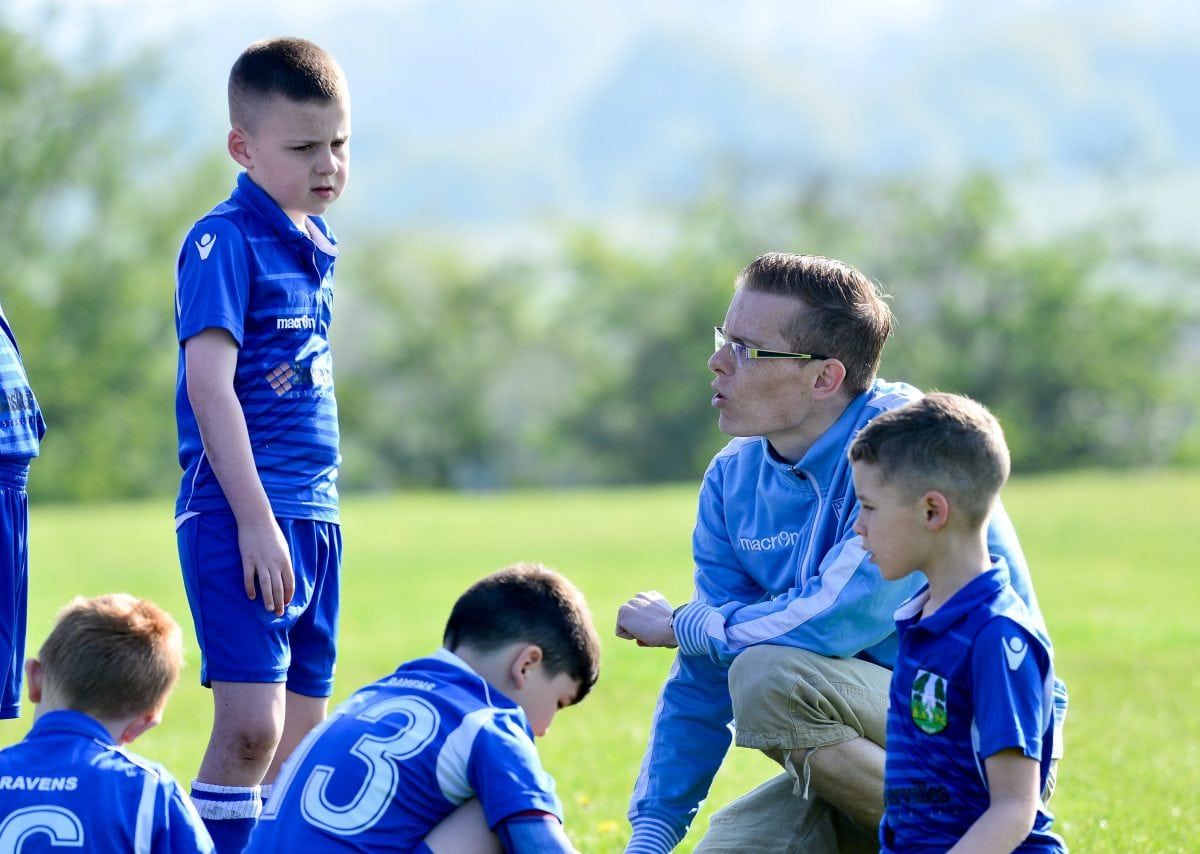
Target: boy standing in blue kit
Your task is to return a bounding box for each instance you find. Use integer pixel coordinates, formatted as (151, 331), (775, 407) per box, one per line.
(849, 393), (1064, 851)
(0, 301), (45, 722)
(173, 37), (351, 852)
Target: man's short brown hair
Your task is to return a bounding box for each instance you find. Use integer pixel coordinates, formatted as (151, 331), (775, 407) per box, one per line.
(443, 563), (601, 704)
(38, 594), (184, 720)
(848, 392), (1011, 527)
(736, 253), (893, 395)
(228, 37), (348, 131)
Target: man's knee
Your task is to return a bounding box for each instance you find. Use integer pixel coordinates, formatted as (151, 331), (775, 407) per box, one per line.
(729, 646), (801, 729)
(729, 646), (890, 751)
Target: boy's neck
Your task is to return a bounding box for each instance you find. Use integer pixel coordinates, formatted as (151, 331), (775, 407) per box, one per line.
(919, 527), (991, 618)
(33, 696), (142, 746)
(448, 644), (516, 699)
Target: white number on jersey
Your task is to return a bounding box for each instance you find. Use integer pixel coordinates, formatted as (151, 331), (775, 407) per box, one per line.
(299, 695), (441, 836)
(0, 806), (85, 852)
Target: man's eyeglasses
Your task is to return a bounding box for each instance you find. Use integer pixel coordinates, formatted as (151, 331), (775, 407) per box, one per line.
(714, 327), (828, 367)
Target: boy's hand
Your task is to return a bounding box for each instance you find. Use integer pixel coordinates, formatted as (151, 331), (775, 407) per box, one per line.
(238, 518), (295, 616)
(616, 591), (678, 648)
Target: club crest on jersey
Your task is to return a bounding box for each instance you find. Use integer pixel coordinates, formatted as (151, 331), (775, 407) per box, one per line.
(911, 669), (948, 734)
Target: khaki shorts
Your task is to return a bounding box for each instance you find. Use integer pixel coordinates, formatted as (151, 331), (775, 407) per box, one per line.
(696, 645), (1058, 852)
(728, 645), (891, 754)
(696, 646), (891, 854)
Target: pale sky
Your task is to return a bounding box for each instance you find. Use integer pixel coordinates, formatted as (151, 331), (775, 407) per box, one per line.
(7, 0), (1198, 234)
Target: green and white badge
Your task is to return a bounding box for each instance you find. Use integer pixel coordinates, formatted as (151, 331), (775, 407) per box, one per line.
(911, 669), (948, 734)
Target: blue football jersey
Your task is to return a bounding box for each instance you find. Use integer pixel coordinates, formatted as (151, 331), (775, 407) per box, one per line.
(0, 303), (45, 462)
(248, 649), (563, 851)
(0, 711), (213, 853)
(882, 564), (1065, 852)
(174, 172), (340, 523)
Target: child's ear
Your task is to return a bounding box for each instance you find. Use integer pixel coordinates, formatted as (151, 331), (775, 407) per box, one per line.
(508, 644), (544, 690)
(227, 127), (253, 169)
(24, 658), (42, 704)
(922, 491), (950, 531)
(118, 707), (163, 746)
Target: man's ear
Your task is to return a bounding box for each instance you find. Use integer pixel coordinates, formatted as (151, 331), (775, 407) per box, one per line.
(810, 358), (847, 400)
(228, 127), (253, 169)
(508, 644), (544, 690)
(922, 490), (950, 531)
(25, 658), (42, 704)
(118, 706), (163, 746)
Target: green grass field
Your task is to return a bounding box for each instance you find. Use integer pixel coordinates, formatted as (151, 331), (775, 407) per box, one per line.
(3, 471), (1197, 851)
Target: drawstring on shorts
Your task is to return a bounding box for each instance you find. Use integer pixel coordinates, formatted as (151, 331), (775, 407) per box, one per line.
(785, 747), (816, 801)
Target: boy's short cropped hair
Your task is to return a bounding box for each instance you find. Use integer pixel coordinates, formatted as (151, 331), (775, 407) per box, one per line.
(228, 36), (348, 130)
(39, 594), (184, 721)
(443, 563), (601, 704)
(848, 392), (1011, 527)
(736, 252), (893, 395)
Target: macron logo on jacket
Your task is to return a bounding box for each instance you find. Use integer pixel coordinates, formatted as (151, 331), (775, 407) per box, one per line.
(739, 530), (801, 552)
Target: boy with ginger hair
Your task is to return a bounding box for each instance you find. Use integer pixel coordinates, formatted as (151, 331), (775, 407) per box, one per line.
(0, 594), (213, 852)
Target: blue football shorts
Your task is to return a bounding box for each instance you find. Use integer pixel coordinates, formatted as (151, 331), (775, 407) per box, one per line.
(178, 512), (341, 697)
(0, 463), (30, 719)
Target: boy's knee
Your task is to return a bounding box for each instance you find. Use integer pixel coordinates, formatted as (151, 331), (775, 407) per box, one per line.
(212, 708), (284, 763)
(232, 725), (282, 764)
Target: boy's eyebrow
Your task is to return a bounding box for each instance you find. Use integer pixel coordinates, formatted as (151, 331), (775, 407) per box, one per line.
(284, 134), (351, 144)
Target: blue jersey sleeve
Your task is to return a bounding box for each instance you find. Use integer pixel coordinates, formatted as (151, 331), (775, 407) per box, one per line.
(176, 217), (251, 345)
(468, 714), (562, 830)
(496, 813), (574, 853)
(971, 617), (1053, 762)
(154, 774), (215, 853)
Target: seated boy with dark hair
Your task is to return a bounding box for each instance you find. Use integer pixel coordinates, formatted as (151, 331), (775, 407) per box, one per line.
(0, 594), (213, 852)
(248, 562), (600, 853)
(848, 392), (1065, 851)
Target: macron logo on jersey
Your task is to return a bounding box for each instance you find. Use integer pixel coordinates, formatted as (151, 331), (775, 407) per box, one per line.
(195, 233), (216, 260)
(1003, 636), (1029, 671)
(277, 316), (316, 331)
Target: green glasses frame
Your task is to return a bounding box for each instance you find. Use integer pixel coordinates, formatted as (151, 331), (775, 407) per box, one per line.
(714, 327), (828, 366)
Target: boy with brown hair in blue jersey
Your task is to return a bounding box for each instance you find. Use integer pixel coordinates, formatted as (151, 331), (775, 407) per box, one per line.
(849, 393), (1064, 851)
(174, 36), (350, 852)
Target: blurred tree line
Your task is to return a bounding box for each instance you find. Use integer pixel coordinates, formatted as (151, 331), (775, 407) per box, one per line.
(3, 26), (1198, 501)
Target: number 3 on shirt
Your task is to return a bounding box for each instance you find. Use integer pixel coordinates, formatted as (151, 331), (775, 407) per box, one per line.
(298, 696), (441, 836)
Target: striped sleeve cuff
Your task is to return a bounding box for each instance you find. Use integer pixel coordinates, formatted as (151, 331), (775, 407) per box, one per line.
(673, 601), (719, 658)
(626, 815), (685, 853)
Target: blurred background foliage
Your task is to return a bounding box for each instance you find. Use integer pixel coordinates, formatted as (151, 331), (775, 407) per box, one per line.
(3, 24), (1198, 501)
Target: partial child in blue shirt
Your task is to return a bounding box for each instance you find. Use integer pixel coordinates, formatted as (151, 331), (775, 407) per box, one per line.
(247, 562), (600, 853)
(0, 301), (45, 721)
(849, 393), (1065, 852)
(0, 593), (213, 852)
(173, 37), (351, 853)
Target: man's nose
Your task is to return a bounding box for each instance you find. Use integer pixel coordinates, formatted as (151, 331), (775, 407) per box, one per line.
(709, 344), (733, 374)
